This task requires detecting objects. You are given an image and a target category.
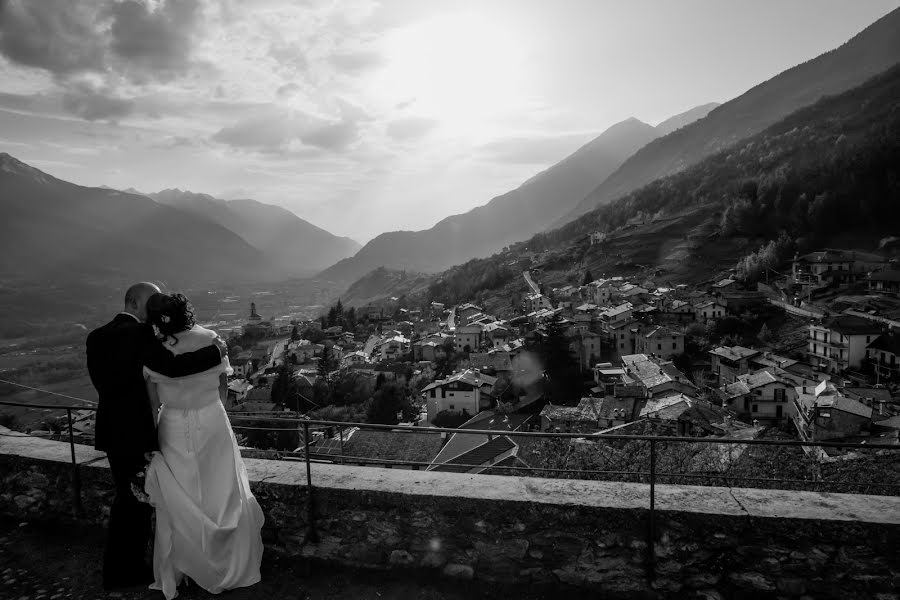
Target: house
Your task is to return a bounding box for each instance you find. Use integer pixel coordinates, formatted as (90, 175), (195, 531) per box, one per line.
(589, 231), (606, 245)
(341, 350), (369, 368)
(711, 278), (737, 291)
(598, 302), (633, 328)
(866, 332), (900, 382)
(808, 316), (881, 373)
(718, 290), (767, 314)
(226, 379), (253, 409)
(636, 325), (684, 360)
(868, 270), (900, 296)
(621, 354), (697, 398)
(793, 380), (873, 442)
(719, 369), (797, 424)
(571, 330), (605, 371)
(230, 356), (252, 378)
(483, 322), (512, 348)
(594, 393), (645, 428)
(241, 302), (274, 337)
(421, 369), (497, 422)
(586, 279), (617, 306)
(456, 303), (483, 325)
(454, 324), (484, 353)
(793, 249), (889, 289)
(608, 319), (641, 361)
(593, 363), (627, 394)
(469, 350), (513, 373)
(286, 341), (324, 365)
(694, 299), (727, 323)
(540, 402), (600, 433)
(659, 299), (695, 324)
(525, 293), (553, 313)
(709, 345), (761, 385)
(378, 335), (410, 362)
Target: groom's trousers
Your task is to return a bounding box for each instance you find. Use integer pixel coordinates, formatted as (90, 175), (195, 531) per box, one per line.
(103, 450), (153, 587)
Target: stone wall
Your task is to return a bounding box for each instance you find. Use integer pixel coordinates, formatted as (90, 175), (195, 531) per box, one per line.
(2, 430), (899, 599)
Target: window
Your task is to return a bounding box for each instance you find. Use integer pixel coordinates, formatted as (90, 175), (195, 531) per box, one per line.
(448, 392), (454, 397)
(449, 404), (455, 410)
(744, 398), (750, 410)
(753, 404), (759, 413)
(657, 344), (662, 350)
(620, 343), (625, 349)
(867, 336), (872, 343)
(672, 343), (677, 350)
(430, 389), (436, 398)
(774, 388), (785, 402)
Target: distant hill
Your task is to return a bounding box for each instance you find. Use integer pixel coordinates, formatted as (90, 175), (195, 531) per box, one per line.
(0, 154), (268, 285)
(149, 189), (360, 277)
(560, 6), (900, 225)
(318, 106), (714, 283)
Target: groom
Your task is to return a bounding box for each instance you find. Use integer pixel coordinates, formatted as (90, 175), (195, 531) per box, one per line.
(86, 282), (227, 591)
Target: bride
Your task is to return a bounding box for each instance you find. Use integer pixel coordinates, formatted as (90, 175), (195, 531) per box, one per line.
(142, 292), (264, 599)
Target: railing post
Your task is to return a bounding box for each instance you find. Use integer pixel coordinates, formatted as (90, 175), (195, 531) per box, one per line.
(303, 421), (318, 543)
(339, 427), (344, 465)
(65, 409), (82, 517)
(647, 438), (656, 575)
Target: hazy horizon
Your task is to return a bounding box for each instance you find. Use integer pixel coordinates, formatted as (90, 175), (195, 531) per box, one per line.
(1, 0), (898, 244)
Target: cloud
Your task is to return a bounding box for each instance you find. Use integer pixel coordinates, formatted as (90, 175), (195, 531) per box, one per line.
(385, 117), (438, 141)
(478, 132), (594, 165)
(301, 119), (359, 151)
(106, 0), (202, 82)
(212, 104), (364, 154)
(60, 82), (135, 121)
(0, 0), (106, 75)
(328, 49), (382, 74)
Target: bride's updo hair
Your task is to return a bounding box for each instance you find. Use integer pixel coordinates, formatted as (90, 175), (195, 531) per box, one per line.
(146, 292), (195, 345)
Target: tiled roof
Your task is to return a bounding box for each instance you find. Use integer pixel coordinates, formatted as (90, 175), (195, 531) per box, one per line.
(867, 333), (900, 355)
(822, 315), (882, 336)
(710, 345), (760, 362)
(430, 436), (516, 473)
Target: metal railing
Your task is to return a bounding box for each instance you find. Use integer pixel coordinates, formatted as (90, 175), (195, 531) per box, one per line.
(1, 397), (899, 573)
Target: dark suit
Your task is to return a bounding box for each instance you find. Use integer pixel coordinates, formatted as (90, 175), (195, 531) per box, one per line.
(86, 312), (221, 587)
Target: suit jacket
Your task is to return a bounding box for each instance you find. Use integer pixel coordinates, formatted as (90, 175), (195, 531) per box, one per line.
(86, 313), (222, 454)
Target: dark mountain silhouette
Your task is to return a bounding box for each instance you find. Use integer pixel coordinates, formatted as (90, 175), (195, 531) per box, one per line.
(317, 106), (713, 283)
(0, 154), (268, 285)
(149, 189), (360, 277)
(560, 6), (900, 225)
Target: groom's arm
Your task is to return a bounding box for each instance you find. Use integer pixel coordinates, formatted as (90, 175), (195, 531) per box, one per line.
(138, 324), (224, 377)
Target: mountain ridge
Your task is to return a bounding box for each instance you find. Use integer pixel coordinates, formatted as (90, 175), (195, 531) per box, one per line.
(0, 153), (270, 285)
(317, 105), (716, 283)
(149, 188), (360, 277)
(559, 6), (900, 225)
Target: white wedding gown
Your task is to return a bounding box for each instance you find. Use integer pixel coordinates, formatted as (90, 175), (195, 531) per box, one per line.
(143, 325), (264, 599)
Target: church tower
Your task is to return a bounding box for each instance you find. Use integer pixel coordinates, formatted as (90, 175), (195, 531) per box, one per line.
(249, 302), (262, 323)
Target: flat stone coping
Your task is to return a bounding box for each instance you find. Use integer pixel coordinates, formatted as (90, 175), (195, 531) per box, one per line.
(4, 429), (899, 526)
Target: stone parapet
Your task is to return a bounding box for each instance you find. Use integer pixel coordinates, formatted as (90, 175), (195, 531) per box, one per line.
(1, 429), (899, 598)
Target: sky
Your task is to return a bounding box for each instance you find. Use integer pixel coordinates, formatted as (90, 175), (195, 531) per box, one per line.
(1, 0), (898, 243)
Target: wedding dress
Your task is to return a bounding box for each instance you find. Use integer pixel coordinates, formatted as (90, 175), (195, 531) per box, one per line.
(143, 325), (264, 599)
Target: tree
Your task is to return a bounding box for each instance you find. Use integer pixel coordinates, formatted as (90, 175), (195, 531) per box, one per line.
(531, 315), (582, 404)
(583, 269), (594, 286)
(271, 365), (300, 410)
(758, 323), (774, 344)
(290, 325), (300, 342)
(366, 382), (413, 425)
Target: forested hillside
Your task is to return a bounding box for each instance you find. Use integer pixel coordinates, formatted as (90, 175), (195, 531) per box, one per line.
(417, 63), (900, 305)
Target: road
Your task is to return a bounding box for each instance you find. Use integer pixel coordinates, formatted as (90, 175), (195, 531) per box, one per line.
(522, 271), (541, 295)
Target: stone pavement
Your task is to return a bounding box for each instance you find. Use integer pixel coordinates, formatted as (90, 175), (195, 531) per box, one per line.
(0, 516), (592, 600)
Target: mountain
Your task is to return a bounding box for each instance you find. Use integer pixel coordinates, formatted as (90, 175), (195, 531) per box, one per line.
(654, 102), (720, 136)
(318, 107), (713, 283)
(560, 6), (900, 225)
(340, 267), (432, 308)
(425, 62), (900, 306)
(149, 189), (360, 277)
(0, 154), (268, 285)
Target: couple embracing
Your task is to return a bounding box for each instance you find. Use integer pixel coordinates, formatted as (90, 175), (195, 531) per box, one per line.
(86, 282), (264, 599)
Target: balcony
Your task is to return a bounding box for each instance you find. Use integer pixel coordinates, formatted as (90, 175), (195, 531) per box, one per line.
(3, 396), (900, 598)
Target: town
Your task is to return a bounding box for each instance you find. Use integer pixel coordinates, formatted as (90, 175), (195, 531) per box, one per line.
(85, 246), (891, 484)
